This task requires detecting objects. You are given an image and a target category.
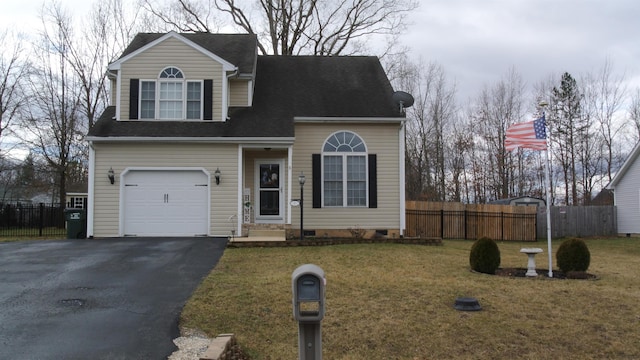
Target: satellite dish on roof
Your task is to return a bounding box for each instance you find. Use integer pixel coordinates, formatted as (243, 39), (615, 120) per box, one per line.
(392, 91), (414, 113)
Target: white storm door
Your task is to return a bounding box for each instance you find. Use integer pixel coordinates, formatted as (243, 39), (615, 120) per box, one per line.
(256, 160), (284, 222)
(123, 170), (209, 236)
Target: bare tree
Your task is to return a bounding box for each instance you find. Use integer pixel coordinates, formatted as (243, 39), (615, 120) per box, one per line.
(474, 68), (526, 201)
(60, 0), (142, 128)
(445, 118), (473, 202)
(142, 0), (418, 55)
(20, 3), (87, 209)
(400, 60), (457, 201)
(0, 30), (30, 148)
(582, 60), (627, 183)
(630, 88), (640, 142)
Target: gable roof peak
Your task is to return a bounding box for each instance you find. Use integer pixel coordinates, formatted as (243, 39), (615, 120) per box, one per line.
(109, 31), (258, 74)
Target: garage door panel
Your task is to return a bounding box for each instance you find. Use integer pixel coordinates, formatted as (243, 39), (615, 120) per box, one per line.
(123, 170), (209, 236)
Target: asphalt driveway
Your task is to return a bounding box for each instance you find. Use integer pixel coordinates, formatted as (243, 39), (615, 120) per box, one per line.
(0, 237), (227, 360)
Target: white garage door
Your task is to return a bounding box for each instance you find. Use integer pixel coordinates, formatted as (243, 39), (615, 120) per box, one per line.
(123, 170), (209, 236)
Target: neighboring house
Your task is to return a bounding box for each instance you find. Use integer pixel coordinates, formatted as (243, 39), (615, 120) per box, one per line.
(66, 193), (88, 209)
(607, 141), (640, 235)
(489, 196), (545, 207)
(86, 31), (407, 238)
(590, 189), (614, 206)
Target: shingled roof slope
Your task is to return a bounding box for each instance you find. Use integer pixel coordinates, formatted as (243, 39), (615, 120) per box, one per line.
(89, 55), (403, 139)
(230, 55), (401, 121)
(118, 32), (257, 74)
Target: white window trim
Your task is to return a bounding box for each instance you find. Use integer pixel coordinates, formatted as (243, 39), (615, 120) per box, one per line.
(139, 79), (156, 120)
(138, 68), (204, 121)
(186, 80), (204, 120)
(321, 131), (369, 208)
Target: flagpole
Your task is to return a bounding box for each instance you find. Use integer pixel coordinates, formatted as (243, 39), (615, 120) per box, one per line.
(540, 101), (553, 278)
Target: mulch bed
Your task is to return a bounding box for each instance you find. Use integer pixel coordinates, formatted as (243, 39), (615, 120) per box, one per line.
(494, 268), (597, 279)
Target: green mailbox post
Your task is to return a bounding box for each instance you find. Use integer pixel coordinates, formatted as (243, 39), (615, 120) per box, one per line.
(64, 208), (87, 239)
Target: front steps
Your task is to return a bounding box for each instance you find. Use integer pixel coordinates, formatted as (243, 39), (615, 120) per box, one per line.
(233, 225), (287, 242)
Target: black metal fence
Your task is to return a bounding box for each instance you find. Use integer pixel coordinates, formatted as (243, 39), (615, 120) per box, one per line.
(0, 203), (66, 238)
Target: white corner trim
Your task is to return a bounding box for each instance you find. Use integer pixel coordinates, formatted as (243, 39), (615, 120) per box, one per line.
(87, 145), (95, 238)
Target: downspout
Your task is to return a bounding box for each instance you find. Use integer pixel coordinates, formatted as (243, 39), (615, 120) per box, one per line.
(225, 67), (239, 120)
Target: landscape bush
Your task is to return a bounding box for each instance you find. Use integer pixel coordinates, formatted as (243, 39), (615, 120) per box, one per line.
(469, 237), (501, 274)
(556, 238), (591, 273)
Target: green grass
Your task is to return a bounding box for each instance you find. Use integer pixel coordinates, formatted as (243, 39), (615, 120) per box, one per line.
(0, 228), (66, 242)
(181, 238), (640, 359)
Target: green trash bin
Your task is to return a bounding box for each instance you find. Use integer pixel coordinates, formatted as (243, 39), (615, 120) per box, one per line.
(64, 208), (87, 239)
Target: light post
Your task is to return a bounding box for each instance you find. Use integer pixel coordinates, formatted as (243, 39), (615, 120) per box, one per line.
(299, 172), (306, 241)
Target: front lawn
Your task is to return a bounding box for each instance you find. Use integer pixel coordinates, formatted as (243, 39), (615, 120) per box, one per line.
(181, 238), (640, 359)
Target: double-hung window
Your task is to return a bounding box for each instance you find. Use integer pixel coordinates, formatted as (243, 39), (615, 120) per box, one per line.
(322, 131), (368, 207)
(139, 67), (203, 120)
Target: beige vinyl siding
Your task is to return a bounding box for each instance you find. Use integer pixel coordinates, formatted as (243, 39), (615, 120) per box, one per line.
(292, 123), (402, 230)
(118, 37), (225, 121)
(92, 142), (238, 237)
(229, 80), (250, 106)
(110, 78), (116, 106)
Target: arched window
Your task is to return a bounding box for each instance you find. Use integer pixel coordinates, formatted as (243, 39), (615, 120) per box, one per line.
(322, 131), (368, 207)
(139, 67), (203, 120)
(160, 67), (184, 79)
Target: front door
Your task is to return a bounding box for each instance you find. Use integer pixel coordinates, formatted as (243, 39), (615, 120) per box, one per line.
(256, 160), (284, 222)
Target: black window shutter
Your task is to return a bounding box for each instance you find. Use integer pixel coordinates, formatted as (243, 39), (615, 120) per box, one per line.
(203, 79), (213, 120)
(312, 154), (321, 208)
(129, 79), (139, 120)
(368, 154), (377, 208)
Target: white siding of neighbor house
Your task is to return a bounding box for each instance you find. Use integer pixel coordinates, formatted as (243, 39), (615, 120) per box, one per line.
(91, 142), (238, 237)
(118, 37), (225, 121)
(613, 154), (640, 234)
(292, 122), (403, 231)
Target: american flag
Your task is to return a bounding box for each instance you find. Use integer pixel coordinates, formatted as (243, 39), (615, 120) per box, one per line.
(505, 115), (547, 151)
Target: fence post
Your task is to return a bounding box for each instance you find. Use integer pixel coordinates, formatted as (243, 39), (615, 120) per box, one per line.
(464, 210), (467, 239)
(39, 203), (44, 237)
(501, 212), (504, 241)
(440, 210), (444, 239)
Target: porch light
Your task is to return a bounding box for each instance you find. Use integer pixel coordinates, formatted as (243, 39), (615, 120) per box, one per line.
(215, 168), (221, 185)
(299, 172), (305, 241)
(107, 167), (115, 185)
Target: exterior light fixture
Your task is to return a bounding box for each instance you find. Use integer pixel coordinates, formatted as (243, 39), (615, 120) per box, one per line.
(215, 168), (221, 185)
(299, 172), (306, 240)
(107, 167), (115, 185)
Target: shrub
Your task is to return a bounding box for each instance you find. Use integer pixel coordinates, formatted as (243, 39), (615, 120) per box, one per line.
(469, 237), (501, 274)
(556, 238), (591, 273)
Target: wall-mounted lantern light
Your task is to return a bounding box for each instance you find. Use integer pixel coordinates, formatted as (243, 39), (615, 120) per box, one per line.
(108, 167), (115, 185)
(215, 168), (221, 185)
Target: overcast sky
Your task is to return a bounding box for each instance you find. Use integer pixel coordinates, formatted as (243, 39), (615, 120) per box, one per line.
(2, 0), (639, 108)
(401, 0), (640, 102)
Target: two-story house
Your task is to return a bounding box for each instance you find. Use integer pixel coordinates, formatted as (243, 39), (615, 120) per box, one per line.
(86, 31), (407, 239)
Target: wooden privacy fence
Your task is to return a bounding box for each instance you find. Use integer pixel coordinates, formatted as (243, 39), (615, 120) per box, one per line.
(406, 201), (537, 241)
(536, 206), (617, 238)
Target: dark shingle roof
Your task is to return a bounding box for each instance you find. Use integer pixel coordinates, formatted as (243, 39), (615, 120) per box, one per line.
(119, 32), (257, 74)
(90, 48), (403, 139)
(231, 56), (401, 121)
